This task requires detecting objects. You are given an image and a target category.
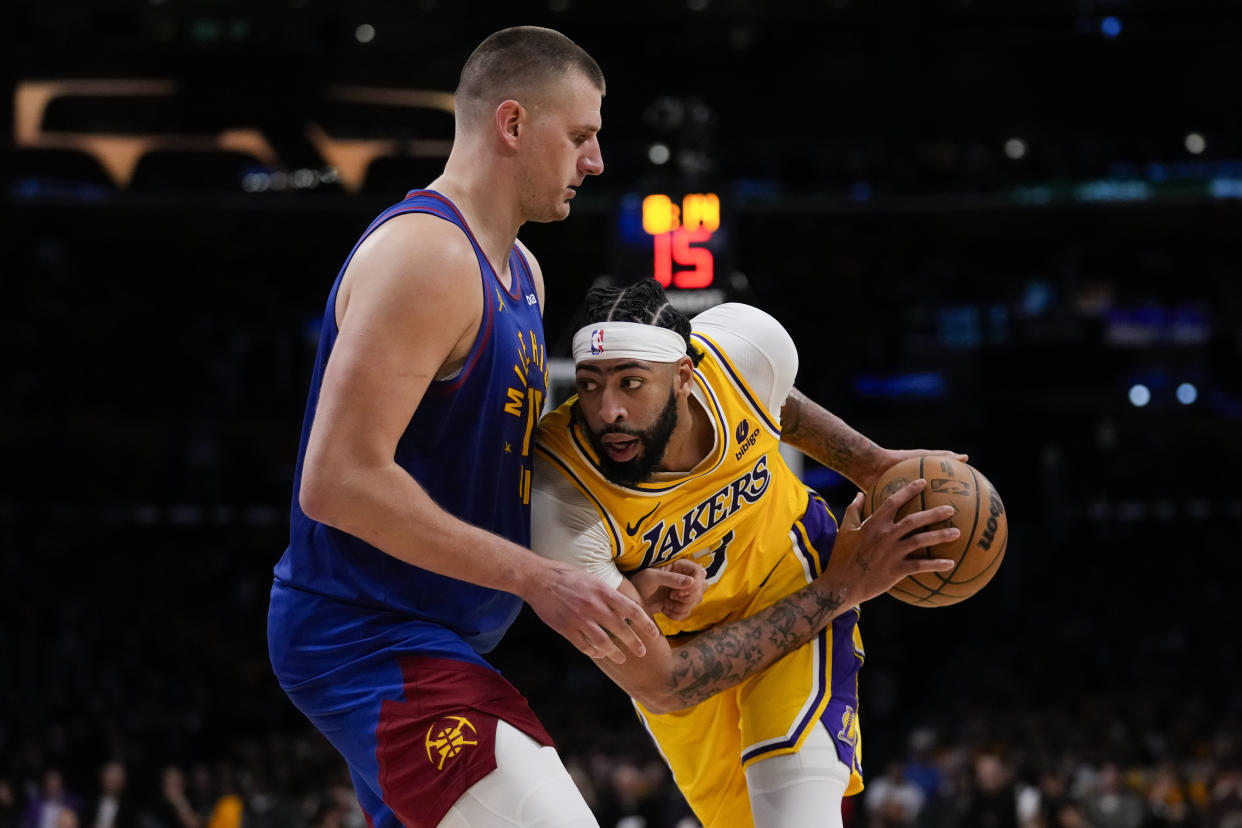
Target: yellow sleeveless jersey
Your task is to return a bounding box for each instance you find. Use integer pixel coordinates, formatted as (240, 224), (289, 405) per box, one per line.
(536, 331), (866, 826)
(535, 332), (811, 636)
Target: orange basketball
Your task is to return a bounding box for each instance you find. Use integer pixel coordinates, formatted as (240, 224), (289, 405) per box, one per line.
(862, 456), (1008, 607)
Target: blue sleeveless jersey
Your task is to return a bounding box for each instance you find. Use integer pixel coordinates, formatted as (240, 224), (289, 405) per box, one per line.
(273, 190), (549, 654)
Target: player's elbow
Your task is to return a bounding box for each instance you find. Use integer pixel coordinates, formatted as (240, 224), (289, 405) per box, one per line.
(628, 683), (689, 716)
(635, 694), (677, 715)
(298, 467), (334, 524)
(298, 453), (355, 526)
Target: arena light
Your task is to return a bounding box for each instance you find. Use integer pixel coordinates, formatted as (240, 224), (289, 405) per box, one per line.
(1100, 16), (1122, 38)
(1176, 383), (1198, 405)
(355, 24), (376, 44)
(1185, 132), (1206, 155)
(1128, 384), (1151, 407)
(647, 142), (671, 165)
(1004, 138), (1027, 160)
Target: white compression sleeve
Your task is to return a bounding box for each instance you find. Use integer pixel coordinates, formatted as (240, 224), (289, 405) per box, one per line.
(437, 721), (600, 828)
(691, 303), (800, 422)
(530, 459), (624, 588)
(745, 721), (852, 828)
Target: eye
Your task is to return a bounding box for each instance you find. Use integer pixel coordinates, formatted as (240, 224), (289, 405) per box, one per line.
(621, 377), (644, 390)
(576, 378), (598, 393)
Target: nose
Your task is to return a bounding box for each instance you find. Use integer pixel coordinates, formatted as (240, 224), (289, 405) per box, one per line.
(581, 140), (604, 177)
(599, 385), (626, 423)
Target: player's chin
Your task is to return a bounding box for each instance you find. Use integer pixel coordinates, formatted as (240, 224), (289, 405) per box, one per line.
(533, 202), (572, 224)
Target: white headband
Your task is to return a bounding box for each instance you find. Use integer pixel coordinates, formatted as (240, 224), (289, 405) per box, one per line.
(571, 321), (688, 364)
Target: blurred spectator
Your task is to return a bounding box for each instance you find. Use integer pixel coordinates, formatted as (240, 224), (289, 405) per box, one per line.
(1023, 767), (1080, 828)
(202, 767), (240, 828)
(1084, 764), (1144, 828)
(1204, 766), (1242, 828)
(960, 754), (1019, 828)
(866, 761), (927, 828)
(184, 767), (214, 827)
(83, 762), (133, 828)
(1, 779), (23, 828)
(594, 759), (666, 828)
(1143, 762), (1197, 828)
(904, 728), (947, 804)
(22, 770), (80, 828)
(54, 810), (78, 828)
(141, 768), (199, 828)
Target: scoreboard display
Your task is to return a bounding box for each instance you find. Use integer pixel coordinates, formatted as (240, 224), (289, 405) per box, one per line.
(641, 192), (720, 289)
(609, 189), (736, 316)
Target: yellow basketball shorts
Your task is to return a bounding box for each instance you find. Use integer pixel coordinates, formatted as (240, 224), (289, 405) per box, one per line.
(635, 495), (865, 828)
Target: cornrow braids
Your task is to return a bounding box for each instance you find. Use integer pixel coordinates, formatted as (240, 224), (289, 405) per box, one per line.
(581, 279), (704, 365)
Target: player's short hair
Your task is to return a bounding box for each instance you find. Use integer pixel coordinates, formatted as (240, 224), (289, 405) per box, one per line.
(581, 279), (704, 366)
(455, 26), (605, 123)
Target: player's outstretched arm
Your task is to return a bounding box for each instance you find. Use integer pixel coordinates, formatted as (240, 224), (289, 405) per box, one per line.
(589, 479), (958, 713)
(779, 387), (966, 492)
(299, 215), (654, 664)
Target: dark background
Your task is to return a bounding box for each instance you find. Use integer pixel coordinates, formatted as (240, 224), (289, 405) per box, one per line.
(3, 2), (1241, 827)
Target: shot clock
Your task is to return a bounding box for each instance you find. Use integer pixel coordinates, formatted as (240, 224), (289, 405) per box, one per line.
(641, 192), (720, 289)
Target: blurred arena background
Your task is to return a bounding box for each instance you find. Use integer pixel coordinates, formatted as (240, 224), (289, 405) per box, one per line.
(3, 1), (1241, 827)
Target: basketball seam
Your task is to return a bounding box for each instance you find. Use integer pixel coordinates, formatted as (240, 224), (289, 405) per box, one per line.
(938, 464), (988, 598)
(922, 459), (984, 605)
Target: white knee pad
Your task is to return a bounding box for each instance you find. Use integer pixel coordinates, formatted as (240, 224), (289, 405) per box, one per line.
(745, 722), (852, 828)
(437, 720), (599, 828)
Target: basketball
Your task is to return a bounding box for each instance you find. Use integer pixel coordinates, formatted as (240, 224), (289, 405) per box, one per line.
(862, 456), (1008, 607)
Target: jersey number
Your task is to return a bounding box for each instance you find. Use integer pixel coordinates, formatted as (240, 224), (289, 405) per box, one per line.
(691, 530), (733, 585)
(518, 387), (543, 504)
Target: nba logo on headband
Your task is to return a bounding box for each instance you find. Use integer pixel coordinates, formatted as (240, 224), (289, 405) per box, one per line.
(590, 329), (605, 355)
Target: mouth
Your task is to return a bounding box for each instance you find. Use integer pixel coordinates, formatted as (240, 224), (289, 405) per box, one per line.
(601, 434), (639, 463)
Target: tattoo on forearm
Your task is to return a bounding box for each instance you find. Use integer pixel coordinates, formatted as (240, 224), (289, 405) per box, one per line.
(782, 389), (874, 483)
(665, 587), (845, 708)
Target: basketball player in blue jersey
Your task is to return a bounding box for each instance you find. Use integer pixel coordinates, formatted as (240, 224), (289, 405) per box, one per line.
(265, 27), (699, 828)
(532, 279), (965, 828)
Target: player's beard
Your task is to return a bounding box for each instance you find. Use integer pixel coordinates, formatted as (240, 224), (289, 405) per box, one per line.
(584, 389), (679, 487)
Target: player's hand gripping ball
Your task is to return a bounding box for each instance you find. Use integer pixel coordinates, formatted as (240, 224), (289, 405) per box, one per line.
(863, 456), (1008, 607)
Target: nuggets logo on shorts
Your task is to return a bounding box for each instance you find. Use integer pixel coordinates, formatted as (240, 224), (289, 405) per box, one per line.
(425, 714), (479, 770)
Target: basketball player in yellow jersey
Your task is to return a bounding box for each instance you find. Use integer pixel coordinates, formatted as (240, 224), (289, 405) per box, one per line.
(532, 279), (965, 828)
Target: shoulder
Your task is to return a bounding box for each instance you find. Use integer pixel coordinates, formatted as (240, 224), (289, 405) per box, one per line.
(342, 212), (483, 318)
(331, 210), (487, 372)
(693, 303), (791, 344)
(691, 303), (798, 418)
(358, 211), (479, 283)
(692, 303), (797, 368)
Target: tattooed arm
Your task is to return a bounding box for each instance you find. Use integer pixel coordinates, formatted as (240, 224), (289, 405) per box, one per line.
(780, 388), (967, 493)
(588, 480), (959, 714)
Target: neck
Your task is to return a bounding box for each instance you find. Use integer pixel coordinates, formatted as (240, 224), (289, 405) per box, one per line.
(657, 390), (713, 473)
(429, 154), (522, 284)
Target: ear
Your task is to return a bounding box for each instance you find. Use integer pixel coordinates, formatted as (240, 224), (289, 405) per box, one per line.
(495, 99), (524, 151)
(673, 356), (695, 397)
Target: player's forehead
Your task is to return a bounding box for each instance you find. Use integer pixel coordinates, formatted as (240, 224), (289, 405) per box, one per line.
(540, 70), (602, 129)
(575, 359), (659, 376)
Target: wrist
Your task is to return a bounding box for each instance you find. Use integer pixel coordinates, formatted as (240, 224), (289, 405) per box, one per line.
(853, 445), (895, 491)
(508, 551), (561, 601)
(808, 575), (850, 617)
